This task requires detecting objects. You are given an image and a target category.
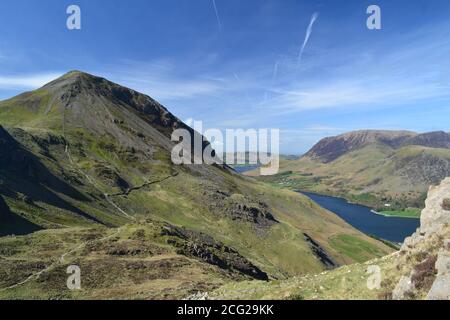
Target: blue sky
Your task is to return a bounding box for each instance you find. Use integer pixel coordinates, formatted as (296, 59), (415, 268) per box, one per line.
(1, 0), (450, 153)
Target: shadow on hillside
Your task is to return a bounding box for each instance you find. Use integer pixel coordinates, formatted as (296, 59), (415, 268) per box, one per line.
(0, 126), (103, 225)
(0, 196), (42, 237)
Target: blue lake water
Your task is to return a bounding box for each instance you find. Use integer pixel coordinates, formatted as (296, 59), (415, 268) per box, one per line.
(232, 165), (260, 173)
(300, 191), (420, 243)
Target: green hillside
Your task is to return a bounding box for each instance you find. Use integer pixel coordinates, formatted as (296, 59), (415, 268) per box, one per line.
(254, 130), (450, 212)
(0, 72), (392, 299)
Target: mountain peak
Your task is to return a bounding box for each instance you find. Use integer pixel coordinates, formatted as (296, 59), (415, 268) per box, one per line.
(0, 71), (188, 144)
(42, 70), (108, 91)
(62, 70), (100, 79)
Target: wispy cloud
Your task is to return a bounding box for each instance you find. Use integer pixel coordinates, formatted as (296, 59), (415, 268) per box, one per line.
(297, 12), (319, 67)
(98, 60), (223, 101)
(264, 80), (445, 113)
(211, 0), (222, 31)
(0, 72), (63, 90)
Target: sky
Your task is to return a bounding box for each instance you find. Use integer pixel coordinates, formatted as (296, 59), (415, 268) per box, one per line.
(1, 0), (450, 154)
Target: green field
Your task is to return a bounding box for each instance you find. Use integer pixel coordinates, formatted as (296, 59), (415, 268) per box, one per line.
(378, 210), (421, 219)
(329, 234), (387, 263)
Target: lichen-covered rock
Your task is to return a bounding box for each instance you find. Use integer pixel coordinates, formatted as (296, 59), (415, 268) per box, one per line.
(427, 252), (450, 300)
(161, 224), (269, 281)
(203, 190), (278, 227)
(392, 276), (414, 300)
(419, 178), (450, 235)
(394, 177), (450, 300)
(401, 178), (450, 250)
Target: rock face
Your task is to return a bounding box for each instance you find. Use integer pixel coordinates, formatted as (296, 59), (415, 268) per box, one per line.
(406, 132), (450, 149)
(427, 248), (450, 300)
(303, 233), (339, 269)
(395, 152), (450, 187)
(204, 190), (278, 227)
(420, 180), (450, 235)
(392, 276), (415, 300)
(161, 224), (269, 281)
(393, 178), (450, 300)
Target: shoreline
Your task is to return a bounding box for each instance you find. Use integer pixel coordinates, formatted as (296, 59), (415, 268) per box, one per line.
(295, 189), (421, 220)
(370, 209), (420, 219)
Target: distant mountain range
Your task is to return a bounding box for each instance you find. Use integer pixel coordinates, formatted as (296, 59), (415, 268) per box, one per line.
(0, 71), (391, 299)
(271, 130), (450, 210)
(305, 130), (450, 163)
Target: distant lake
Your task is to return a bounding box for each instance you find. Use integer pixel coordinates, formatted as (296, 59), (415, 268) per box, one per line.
(300, 191), (420, 243)
(232, 165), (260, 173)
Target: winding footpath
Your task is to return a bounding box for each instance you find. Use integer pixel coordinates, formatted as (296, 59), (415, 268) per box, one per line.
(1, 108), (179, 292)
(0, 228), (122, 292)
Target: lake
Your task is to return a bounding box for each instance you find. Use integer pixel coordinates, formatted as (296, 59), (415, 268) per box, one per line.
(232, 165), (260, 173)
(300, 191), (420, 243)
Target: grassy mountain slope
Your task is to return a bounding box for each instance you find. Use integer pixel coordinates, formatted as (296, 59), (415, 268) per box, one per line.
(209, 178), (450, 300)
(255, 130), (450, 211)
(0, 72), (392, 299)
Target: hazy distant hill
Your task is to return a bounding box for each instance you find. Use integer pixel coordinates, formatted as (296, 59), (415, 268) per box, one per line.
(268, 130), (450, 210)
(0, 72), (391, 299)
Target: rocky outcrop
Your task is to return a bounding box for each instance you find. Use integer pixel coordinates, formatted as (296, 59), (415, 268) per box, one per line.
(420, 180), (450, 235)
(303, 233), (339, 269)
(161, 224), (269, 281)
(427, 243), (450, 300)
(396, 153), (450, 186)
(393, 178), (450, 300)
(204, 189), (278, 227)
(405, 131), (450, 149)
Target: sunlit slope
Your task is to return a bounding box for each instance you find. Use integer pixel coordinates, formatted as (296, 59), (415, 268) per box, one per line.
(210, 178), (450, 300)
(0, 72), (393, 298)
(254, 130), (450, 210)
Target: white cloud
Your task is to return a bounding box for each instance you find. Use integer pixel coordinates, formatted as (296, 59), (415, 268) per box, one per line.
(98, 60), (223, 102)
(0, 73), (63, 90)
(265, 78), (446, 114)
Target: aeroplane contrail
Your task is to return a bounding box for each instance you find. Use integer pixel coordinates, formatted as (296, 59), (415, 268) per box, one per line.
(297, 12), (319, 67)
(212, 0), (222, 30)
(272, 61), (279, 79)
